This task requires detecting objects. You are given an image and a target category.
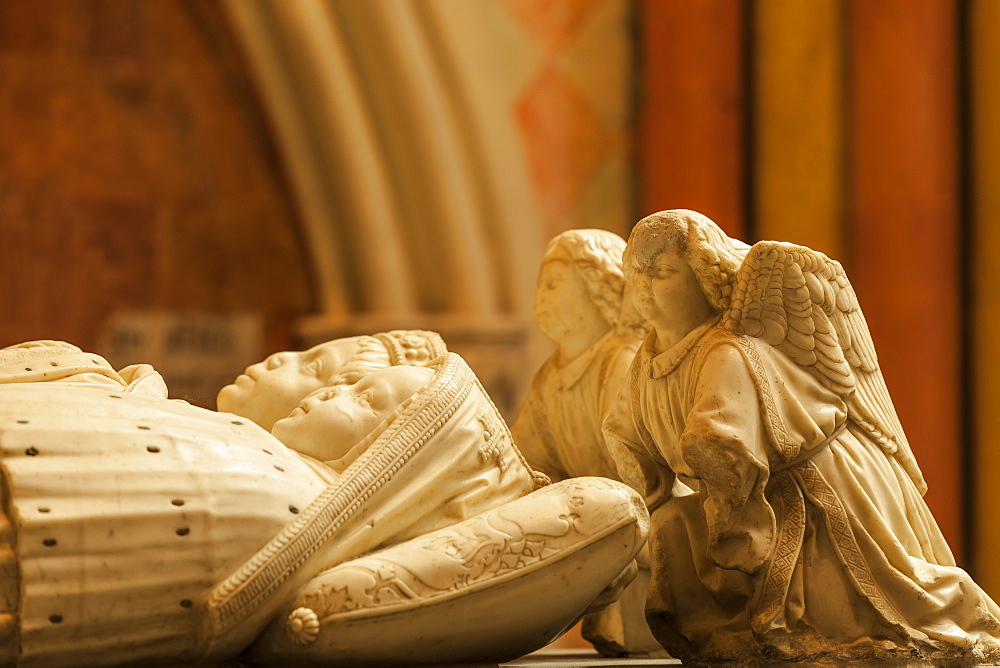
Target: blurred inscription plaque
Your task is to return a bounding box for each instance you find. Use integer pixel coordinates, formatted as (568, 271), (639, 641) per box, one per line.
(99, 312), (262, 407)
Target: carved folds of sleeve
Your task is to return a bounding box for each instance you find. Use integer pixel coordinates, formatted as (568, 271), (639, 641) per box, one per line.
(680, 343), (774, 575)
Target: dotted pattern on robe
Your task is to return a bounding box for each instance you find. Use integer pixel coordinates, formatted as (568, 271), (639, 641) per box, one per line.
(0, 385), (324, 664)
(0, 452), (17, 665)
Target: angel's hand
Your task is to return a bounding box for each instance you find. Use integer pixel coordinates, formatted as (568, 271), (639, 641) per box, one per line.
(703, 492), (775, 574)
(708, 529), (769, 574)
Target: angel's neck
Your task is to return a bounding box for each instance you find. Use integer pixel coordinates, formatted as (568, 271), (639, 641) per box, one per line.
(652, 328), (683, 354)
(652, 313), (715, 354)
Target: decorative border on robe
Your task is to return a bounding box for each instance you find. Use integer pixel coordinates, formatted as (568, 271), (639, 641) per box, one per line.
(752, 472), (805, 632)
(726, 333), (798, 460)
(794, 461), (907, 628)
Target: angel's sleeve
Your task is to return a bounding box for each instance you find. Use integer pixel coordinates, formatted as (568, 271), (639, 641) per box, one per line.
(602, 362), (676, 510)
(680, 342), (775, 575)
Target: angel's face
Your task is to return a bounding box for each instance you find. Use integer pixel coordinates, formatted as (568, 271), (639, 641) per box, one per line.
(627, 247), (711, 333)
(272, 365), (433, 462)
(217, 339), (362, 431)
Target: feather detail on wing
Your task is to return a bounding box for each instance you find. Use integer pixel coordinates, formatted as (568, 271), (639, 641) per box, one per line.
(722, 241), (927, 495)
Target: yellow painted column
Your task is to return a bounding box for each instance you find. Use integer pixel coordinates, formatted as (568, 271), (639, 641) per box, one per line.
(753, 0), (845, 259)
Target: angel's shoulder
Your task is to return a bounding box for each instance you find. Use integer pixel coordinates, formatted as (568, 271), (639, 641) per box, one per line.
(694, 326), (759, 368)
(701, 325), (758, 350)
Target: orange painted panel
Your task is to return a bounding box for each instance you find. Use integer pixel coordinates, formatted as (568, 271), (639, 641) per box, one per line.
(0, 0), (313, 352)
(849, 0), (962, 559)
(637, 0), (746, 239)
(753, 0), (845, 259)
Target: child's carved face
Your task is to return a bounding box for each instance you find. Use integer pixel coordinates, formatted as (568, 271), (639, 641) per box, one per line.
(272, 365), (434, 463)
(217, 339), (362, 431)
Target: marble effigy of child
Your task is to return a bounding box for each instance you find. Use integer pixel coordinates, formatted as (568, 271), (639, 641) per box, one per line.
(0, 342), (556, 665)
(217, 330), (446, 432)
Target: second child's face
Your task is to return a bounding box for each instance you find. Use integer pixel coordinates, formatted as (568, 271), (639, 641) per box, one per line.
(272, 365), (434, 463)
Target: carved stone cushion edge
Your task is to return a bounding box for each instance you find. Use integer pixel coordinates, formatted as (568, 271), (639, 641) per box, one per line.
(252, 479), (648, 662)
(276, 522), (645, 663)
(307, 506), (641, 621)
(294, 478), (648, 622)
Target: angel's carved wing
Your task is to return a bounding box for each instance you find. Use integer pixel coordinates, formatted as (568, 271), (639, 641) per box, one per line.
(722, 241), (927, 495)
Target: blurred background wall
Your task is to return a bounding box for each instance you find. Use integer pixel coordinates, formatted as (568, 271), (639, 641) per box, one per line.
(2, 0), (999, 600)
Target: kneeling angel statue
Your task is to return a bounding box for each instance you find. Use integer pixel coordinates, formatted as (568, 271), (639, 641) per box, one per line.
(604, 209), (1000, 663)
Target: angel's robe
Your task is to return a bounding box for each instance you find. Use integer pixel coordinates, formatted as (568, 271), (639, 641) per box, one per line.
(512, 330), (639, 482)
(604, 318), (1000, 662)
(512, 330), (664, 655)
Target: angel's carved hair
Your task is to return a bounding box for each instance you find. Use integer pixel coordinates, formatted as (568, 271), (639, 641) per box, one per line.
(543, 229), (647, 336)
(624, 209), (749, 311)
